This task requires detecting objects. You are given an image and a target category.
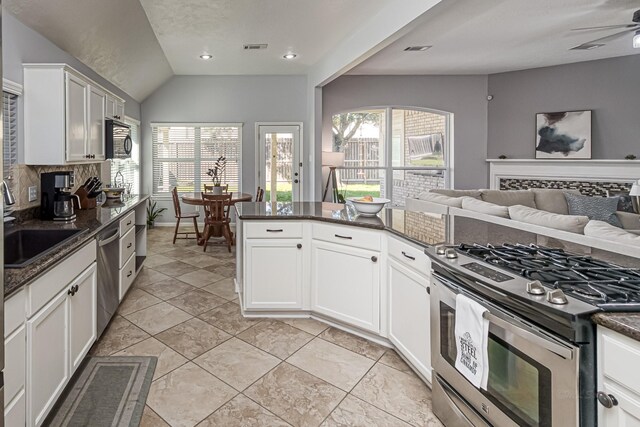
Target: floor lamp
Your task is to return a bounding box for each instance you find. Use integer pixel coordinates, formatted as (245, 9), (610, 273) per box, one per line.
(322, 151), (345, 202)
(630, 179), (640, 213)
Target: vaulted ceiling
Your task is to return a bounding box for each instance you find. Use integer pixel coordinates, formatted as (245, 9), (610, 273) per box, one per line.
(5, 0), (640, 102)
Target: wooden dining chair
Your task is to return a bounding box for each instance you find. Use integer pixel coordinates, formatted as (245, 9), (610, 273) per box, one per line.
(203, 183), (229, 193)
(200, 193), (233, 252)
(255, 186), (265, 202)
(171, 187), (200, 244)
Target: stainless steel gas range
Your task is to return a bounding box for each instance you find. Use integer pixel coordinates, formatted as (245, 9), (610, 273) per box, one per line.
(426, 242), (640, 427)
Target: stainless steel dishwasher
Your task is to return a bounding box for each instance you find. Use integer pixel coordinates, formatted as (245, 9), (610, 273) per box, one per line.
(96, 223), (121, 337)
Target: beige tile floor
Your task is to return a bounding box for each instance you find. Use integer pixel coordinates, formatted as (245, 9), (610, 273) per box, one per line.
(90, 227), (443, 427)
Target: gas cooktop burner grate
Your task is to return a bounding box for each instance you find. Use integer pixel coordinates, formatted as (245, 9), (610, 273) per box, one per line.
(457, 243), (640, 306)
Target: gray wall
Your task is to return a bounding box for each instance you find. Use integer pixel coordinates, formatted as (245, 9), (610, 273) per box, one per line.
(321, 75), (489, 190)
(140, 74), (307, 221)
(2, 11), (140, 120)
(487, 54), (640, 159)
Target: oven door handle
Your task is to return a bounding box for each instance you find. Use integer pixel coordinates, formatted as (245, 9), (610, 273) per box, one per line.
(483, 311), (574, 360)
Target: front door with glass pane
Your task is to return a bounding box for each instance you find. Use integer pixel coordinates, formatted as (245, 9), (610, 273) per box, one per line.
(258, 125), (301, 202)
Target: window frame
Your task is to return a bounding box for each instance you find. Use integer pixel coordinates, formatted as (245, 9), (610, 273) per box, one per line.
(3, 79), (23, 211)
(150, 122), (243, 198)
(333, 106), (452, 205)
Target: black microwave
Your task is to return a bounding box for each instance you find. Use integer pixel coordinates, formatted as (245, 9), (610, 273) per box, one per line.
(105, 119), (132, 159)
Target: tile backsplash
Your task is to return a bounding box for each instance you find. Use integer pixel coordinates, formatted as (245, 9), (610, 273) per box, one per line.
(10, 163), (102, 211)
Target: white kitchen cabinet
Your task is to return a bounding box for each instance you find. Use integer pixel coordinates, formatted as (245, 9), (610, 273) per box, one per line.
(597, 327), (640, 426)
(69, 264), (97, 371)
(388, 258), (432, 381)
(24, 64), (122, 165)
(5, 289), (26, 427)
(87, 85), (106, 161)
(244, 239), (304, 309)
(26, 262), (97, 427)
(105, 93), (125, 121)
(65, 72), (89, 162)
(311, 239), (380, 333)
(27, 288), (69, 427)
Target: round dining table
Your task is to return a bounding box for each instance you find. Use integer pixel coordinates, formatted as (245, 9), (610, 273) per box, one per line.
(181, 192), (253, 244)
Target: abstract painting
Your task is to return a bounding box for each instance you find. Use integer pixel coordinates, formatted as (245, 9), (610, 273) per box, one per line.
(535, 111), (591, 159)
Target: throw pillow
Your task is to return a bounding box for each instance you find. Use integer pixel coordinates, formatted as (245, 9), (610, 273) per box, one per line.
(606, 189), (635, 213)
(480, 190), (536, 208)
(508, 205), (590, 234)
(461, 197), (510, 218)
(564, 193), (623, 228)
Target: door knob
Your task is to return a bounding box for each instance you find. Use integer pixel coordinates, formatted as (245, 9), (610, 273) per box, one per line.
(294, 179), (299, 184)
(294, 172), (299, 177)
(297, 243), (302, 249)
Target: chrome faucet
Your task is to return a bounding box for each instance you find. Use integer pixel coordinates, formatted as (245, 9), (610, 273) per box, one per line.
(2, 179), (16, 206)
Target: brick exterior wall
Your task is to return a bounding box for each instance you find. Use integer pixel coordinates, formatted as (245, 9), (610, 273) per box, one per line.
(402, 210), (447, 245)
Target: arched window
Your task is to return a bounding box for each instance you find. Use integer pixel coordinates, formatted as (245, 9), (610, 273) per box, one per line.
(330, 107), (451, 206)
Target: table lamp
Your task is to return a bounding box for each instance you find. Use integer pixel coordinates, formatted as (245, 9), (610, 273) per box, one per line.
(322, 151), (345, 202)
(630, 179), (640, 213)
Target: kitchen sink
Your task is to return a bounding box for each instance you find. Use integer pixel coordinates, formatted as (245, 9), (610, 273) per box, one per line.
(4, 228), (85, 268)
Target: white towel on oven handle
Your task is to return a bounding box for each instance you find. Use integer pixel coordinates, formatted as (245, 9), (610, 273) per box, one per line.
(454, 294), (490, 390)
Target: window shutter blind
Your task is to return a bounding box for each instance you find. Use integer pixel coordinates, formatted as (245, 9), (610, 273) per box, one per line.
(152, 124), (241, 196)
(3, 92), (18, 193)
(110, 118), (140, 194)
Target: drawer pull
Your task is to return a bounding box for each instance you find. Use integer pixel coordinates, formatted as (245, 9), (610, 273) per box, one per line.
(402, 251), (416, 260)
(127, 271), (133, 278)
(266, 229), (283, 233)
(127, 243), (132, 249)
(297, 243), (302, 249)
(334, 234), (353, 240)
(371, 256), (378, 263)
(127, 221), (132, 226)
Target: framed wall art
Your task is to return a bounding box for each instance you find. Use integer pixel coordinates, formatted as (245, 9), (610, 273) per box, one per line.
(535, 110), (592, 159)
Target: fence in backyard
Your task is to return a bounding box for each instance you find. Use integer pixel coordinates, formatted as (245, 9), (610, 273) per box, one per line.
(340, 138), (381, 182)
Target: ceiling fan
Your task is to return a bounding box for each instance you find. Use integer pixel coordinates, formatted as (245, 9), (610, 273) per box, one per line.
(570, 8), (640, 50)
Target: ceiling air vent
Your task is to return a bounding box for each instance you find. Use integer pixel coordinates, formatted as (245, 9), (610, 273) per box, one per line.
(570, 43), (605, 51)
(404, 45), (432, 52)
(244, 44), (268, 50)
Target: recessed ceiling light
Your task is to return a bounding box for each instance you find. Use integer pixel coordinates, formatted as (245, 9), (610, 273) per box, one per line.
(283, 53), (297, 60)
(404, 46), (432, 52)
(199, 54), (213, 60)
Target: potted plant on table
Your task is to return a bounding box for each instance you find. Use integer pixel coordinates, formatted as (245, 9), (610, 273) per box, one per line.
(207, 156), (227, 195)
(147, 198), (167, 228)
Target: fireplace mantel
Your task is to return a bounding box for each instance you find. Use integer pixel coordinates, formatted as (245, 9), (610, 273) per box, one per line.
(486, 159), (640, 190)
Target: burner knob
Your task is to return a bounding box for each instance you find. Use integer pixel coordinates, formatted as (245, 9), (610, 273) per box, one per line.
(435, 245), (447, 255)
(526, 280), (546, 296)
(546, 289), (569, 305)
(445, 249), (458, 259)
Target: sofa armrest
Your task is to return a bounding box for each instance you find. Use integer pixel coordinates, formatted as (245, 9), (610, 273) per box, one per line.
(616, 211), (640, 230)
(405, 197), (450, 215)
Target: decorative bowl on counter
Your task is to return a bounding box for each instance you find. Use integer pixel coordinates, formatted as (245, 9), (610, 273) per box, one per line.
(346, 197), (390, 216)
(103, 187), (125, 199)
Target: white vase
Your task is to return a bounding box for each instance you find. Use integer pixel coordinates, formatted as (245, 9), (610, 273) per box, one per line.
(211, 186), (223, 195)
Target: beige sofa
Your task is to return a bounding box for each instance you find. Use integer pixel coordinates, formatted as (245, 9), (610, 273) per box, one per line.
(407, 188), (640, 245)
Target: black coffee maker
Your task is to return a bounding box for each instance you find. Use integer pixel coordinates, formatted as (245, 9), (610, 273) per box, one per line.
(41, 171), (77, 221)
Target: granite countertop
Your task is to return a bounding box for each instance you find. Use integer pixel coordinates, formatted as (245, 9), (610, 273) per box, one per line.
(237, 201), (640, 340)
(592, 313), (640, 341)
(4, 195), (149, 299)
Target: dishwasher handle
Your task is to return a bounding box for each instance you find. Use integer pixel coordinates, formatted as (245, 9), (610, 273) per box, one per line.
(98, 229), (120, 247)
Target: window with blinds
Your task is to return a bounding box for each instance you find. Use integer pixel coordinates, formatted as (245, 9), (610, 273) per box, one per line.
(110, 118), (141, 194)
(152, 124), (242, 196)
(3, 91), (18, 194)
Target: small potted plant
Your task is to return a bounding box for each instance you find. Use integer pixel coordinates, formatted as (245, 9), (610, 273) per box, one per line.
(147, 199), (167, 228)
(206, 156), (227, 194)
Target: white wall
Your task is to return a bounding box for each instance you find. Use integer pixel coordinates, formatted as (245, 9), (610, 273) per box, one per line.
(140, 74), (308, 221)
(321, 75), (489, 190)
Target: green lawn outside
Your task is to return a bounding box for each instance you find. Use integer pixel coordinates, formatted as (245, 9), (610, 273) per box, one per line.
(264, 182), (381, 202)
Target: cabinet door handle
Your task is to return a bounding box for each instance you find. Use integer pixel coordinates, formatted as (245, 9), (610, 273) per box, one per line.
(127, 221), (132, 226)
(597, 391), (619, 408)
(334, 234), (352, 240)
(401, 251), (415, 260)
(371, 256), (378, 263)
(127, 271), (133, 278)
(266, 229), (283, 233)
(68, 288), (75, 296)
(127, 243), (132, 249)
(296, 243), (302, 249)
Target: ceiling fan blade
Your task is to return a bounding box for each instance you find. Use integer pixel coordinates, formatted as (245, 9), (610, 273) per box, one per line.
(571, 28), (637, 50)
(571, 23), (637, 31)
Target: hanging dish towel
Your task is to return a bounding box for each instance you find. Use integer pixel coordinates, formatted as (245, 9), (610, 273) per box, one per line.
(455, 294), (490, 390)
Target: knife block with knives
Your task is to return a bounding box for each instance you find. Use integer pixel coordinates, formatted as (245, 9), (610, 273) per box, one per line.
(74, 176), (102, 209)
